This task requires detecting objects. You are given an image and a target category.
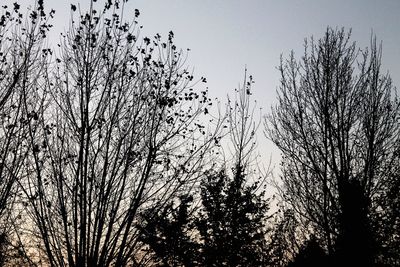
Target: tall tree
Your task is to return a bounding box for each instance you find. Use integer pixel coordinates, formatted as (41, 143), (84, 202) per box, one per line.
(139, 72), (272, 267)
(0, 2), (52, 265)
(195, 73), (271, 267)
(18, 1), (221, 266)
(266, 27), (400, 265)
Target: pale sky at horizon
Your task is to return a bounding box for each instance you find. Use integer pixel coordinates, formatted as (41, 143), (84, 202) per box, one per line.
(9, 0), (400, 176)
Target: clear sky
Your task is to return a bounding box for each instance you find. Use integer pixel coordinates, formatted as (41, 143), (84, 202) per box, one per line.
(128, 0), (400, 172)
(10, 0), (400, 172)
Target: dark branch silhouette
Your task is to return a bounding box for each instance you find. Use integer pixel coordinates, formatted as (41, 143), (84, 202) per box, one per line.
(266, 27), (400, 266)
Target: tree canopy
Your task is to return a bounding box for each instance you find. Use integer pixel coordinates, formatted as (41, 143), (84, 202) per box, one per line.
(266, 27), (400, 266)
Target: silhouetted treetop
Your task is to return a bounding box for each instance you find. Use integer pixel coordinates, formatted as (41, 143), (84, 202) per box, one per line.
(266, 27), (400, 266)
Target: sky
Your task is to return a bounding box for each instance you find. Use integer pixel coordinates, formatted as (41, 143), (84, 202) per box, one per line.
(126, 0), (400, 173)
(129, 0), (400, 99)
(11, 0), (400, 174)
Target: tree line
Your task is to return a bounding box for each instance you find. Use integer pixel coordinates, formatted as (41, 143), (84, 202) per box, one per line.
(0, 0), (398, 266)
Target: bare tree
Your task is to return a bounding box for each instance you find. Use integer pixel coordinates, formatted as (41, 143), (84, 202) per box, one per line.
(266, 27), (400, 265)
(227, 71), (259, 172)
(0, 2), (53, 265)
(19, 1), (221, 266)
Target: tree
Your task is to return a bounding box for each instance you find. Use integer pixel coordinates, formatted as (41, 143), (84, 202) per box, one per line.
(287, 236), (327, 267)
(266, 27), (400, 265)
(16, 1), (222, 266)
(196, 168), (270, 267)
(139, 72), (272, 267)
(0, 2), (53, 265)
(138, 195), (200, 267)
(374, 160), (400, 266)
(196, 73), (271, 267)
(268, 208), (301, 267)
(194, 73), (271, 267)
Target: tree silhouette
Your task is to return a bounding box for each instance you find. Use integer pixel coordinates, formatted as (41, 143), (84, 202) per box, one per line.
(139, 73), (272, 267)
(0, 2), (53, 265)
(374, 168), (400, 266)
(266, 27), (400, 265)
(268, 208), (301, 267)
(287, 236), (327, 267)
(138, 195), (199, 267)
(196, 73), (270, 267)
(196, 167), (270, 267)
(0, 1), (399, 266)
(14, 1), (222, 266)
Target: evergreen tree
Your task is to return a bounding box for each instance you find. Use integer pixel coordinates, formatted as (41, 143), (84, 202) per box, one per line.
(139, 195), (199, 267)
(196, 166), (270, 266)
(139, 73), (272, 266)
(287, 236), (327, 267)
